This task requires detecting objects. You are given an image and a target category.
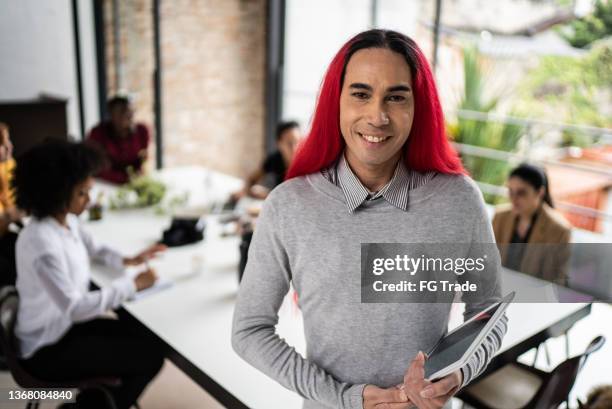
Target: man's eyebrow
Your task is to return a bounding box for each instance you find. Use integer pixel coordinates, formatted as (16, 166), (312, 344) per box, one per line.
(387, 85), (412, 92)
(348, 83), (412, 93)
(348, 83), (373, 91)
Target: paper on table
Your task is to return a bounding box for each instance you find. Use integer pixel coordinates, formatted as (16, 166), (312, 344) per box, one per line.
(125, 266), (174, 301)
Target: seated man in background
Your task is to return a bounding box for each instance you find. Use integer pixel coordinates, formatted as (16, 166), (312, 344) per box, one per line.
(232, 120), (301, 200)
(13, 140), (165, 409)
(88, 95), (150, 184)
(0, 122), (23, 286)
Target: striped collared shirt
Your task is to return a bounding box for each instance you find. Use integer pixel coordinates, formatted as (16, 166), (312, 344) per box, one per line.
(321, 154), (436, 213)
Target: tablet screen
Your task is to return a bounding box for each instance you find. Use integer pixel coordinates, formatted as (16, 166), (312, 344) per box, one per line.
(424, 302), (501, 379)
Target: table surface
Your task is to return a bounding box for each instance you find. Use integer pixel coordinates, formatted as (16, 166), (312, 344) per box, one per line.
(88, 167), (592, 409)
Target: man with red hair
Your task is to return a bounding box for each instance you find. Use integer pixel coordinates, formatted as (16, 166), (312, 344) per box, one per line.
(233, 29), (506, 409)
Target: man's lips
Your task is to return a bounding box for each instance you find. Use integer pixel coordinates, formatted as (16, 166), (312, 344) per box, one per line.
(357, 132), (391, 143)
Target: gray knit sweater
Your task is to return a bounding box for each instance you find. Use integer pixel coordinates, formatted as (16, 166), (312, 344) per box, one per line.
(232, 171), (507, 409)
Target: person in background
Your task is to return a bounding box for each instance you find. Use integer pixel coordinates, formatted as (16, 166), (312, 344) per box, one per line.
(493, 163), (572, 285)
(232, 121), (301, 200)
(0, 122), (23, 286)
(579, 385), (612, 409)
(13, 140), (165, 409)
(88, 95), (150, 184)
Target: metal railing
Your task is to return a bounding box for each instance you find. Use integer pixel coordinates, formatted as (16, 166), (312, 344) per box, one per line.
(475, 180), (612, 223)
(456, 109), (612, 141)
(452, 109), (612, 226)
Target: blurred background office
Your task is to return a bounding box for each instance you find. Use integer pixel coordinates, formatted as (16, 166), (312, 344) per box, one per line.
(3, 0), (610, 234)
(0, 0), (611, 408)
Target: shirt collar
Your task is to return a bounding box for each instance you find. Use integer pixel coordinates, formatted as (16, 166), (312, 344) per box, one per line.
(46, 215), (79, 238)
(336, 154), (411, 213)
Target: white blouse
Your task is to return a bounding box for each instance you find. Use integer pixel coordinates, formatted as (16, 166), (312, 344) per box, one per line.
(15, 214), (136, 358)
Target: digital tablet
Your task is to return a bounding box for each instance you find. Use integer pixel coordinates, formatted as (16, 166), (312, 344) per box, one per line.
(423, 292), (515, 381)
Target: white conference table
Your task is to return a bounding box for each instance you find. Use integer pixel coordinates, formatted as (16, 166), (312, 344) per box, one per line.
(88, 166), (592, 409)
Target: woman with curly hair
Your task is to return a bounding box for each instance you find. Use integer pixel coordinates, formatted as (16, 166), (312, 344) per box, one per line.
(13, 139), (166, 409)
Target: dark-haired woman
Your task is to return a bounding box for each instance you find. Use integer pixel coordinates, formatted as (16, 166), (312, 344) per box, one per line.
(232, 29), (506, 409)
(493, 163), (572, 285)
(13, 140), (165, 409)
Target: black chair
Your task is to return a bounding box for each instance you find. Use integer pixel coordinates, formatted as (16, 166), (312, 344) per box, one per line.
(458, 335), (606, 409)
(0, 286), (120, 409)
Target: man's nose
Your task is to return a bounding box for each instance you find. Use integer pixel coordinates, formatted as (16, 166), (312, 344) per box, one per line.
(366, 101), (390, 127)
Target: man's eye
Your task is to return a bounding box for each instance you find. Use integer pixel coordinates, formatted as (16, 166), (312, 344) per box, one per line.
(351, 92), (369, 100)
(387, 95), (406, 102)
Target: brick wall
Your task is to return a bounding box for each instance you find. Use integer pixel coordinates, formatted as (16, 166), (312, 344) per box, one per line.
(103, 0), (266, 177)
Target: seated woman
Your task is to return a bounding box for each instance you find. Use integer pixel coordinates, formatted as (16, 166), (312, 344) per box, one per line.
(493, 163), (572, 285)
(13, 140), (166, 409)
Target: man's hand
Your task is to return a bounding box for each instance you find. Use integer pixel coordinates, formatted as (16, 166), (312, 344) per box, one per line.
(124, 243), (167, 266)
(230, 188), (247, 202)
(138, 148), (148, 158)
(402, 351), (462, 409)
(363, 384), (412, 409)
(134, 268), (158, 291)
(5, 207), (24, 223)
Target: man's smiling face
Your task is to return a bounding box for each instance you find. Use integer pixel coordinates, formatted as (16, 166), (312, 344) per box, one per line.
(339, 47), (415, 171)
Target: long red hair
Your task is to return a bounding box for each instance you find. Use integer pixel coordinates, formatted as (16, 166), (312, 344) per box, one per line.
(286, 29), (464, 180)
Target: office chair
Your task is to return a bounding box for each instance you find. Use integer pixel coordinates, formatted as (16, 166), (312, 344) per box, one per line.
(457, 335), (606, 409)
(0, 286), (120, 409)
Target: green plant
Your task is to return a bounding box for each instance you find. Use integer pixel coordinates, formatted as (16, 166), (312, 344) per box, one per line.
(587, 37), (612, 86)
(562, 0), (612, 48)
(109, 169), (167, 209)
(450, 46), (524, 204)
(518, 38), (612, 146)
(154, 191), (190, 215)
